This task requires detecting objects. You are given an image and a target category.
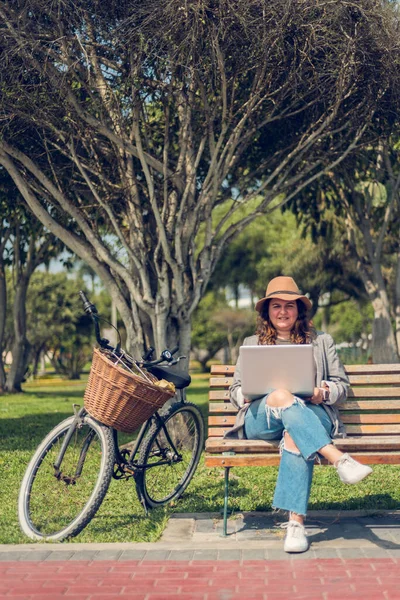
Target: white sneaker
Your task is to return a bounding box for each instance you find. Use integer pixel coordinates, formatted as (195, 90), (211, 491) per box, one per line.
(335, 453), (372, 484)
(282, 520), (309, 553)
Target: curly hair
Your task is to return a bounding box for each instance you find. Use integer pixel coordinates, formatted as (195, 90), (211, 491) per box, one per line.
(256, 299), (316, 345)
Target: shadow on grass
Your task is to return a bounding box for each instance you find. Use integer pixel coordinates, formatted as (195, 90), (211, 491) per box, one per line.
(175, 476), (252, 514)
(80, 510), (166, 536)
(0, 413), (140, 452)
(23, 389), (85, 400)
(0, 412), (76, 452)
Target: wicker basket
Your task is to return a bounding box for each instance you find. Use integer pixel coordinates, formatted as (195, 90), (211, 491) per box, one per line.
(84, 348), (175, 433)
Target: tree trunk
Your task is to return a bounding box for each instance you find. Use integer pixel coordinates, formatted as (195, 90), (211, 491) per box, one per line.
(68, 372), (81, 380)
(177, 317), (192, 373)
(198, 358), (209, 373)
(6, 278), (31, 392)
(360, 265), (398, 364)
(0, 263), (6, 393)
(395, 248), (400, 356)
(32, 347), (42, 377)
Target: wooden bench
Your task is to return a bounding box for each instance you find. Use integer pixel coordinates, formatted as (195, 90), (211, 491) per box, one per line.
(205, 363), (400, 535)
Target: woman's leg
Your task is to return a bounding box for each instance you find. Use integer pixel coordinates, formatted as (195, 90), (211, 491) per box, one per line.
(244, 396), (284, 441)
(272, 403), (333, 517)
(263, 390), (332, 518)
(269, 393), (372, 518)
(245, 393), (333, 552)
(245, 392), (333, 518)
(272, 391), (372, 485)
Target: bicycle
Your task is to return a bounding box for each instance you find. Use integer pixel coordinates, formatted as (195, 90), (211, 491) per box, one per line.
(18, 291), (205, 542)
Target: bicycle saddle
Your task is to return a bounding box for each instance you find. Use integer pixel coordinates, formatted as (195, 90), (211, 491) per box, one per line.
(147, 365), (191, 389)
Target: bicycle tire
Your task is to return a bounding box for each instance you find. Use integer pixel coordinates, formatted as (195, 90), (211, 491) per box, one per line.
(136, 402), (204, 508)
(18, 414), (115, 541)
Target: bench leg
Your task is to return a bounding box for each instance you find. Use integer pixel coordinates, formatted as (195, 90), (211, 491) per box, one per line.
(222, 467), (230, 537)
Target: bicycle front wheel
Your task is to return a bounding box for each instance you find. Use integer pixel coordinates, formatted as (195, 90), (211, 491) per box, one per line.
(18, 414), (115, 541)
(136, 402), (204, 508)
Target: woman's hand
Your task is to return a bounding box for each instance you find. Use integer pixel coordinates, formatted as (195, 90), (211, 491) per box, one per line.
(308, 387), (324, 404)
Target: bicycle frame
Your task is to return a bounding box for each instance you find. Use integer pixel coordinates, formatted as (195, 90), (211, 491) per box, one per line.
(52, 389), (187, 487)
(114, 389), (187, 475)
(53, 407), (87, 474)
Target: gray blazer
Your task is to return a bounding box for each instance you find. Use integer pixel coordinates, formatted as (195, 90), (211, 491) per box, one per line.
(226, 332), (349, 439)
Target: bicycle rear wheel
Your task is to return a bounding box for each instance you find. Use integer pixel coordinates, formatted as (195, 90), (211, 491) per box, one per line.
(136, 402), (204, 508)
(18, 414), (115, 541)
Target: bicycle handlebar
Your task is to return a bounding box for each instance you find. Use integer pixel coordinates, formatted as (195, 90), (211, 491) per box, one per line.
(79, 290), (97, 315)
(142, 346), (180, 368)
(79, 290), (112, 349)
(142, 346), (155, 361)
(79, 291), (181, 366)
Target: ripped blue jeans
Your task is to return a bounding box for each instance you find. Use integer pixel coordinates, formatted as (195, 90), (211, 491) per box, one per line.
(244, 396), (333, 516)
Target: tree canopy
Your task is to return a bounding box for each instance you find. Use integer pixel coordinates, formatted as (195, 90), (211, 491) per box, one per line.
(1, 0), (399, 358)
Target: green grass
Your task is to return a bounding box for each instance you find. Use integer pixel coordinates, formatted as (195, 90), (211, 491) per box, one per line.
(1, 373), (400, 544)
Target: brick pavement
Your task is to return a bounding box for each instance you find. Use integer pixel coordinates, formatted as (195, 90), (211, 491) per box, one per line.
(1, 557), (400, 599)
(2, 511), (400, 599)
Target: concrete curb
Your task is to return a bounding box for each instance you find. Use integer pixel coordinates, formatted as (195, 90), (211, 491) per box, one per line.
(2, 509), (400, 559)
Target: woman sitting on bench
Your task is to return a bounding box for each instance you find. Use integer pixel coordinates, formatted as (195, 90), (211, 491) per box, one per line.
(227, 276), (372, 553)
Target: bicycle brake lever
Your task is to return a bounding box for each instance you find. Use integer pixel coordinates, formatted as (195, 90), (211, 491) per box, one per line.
(169, 355), (186, 366)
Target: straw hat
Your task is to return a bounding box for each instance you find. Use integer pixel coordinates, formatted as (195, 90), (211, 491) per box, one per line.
(255, 276), (312, 313)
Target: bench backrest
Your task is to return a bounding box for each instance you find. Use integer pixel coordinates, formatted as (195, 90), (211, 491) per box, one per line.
(208, 364), (400, 439)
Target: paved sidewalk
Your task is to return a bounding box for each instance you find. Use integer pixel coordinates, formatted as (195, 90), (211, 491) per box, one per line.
(1, 510), (400, 598)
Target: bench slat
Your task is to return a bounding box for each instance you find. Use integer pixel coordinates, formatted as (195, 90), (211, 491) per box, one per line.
(208, 414), (400, 426)
(209, 400), (400, 413)
(345, 424), (400, 434)
(207, 427), (232, 437)
(210, 365), (235, 375)
(205, 452), (400, 467)
(343, 365), (400, 374)
(209, 401), (237, 413)
(342, 414), (400, 424)
(207, 424), (400, 436)
(206, 438), (279, 452)
(206, 436), (400, 453)
(210, 364), (400, 376)
(210, 377), (232, 388)
(209, 376), (400, 389)
(209, 389), (400, 400)
(209, 391), (231, 400)
(347, 374), (400, 385)
(342, 399), (400, 409)
(206, 454), (282, 466)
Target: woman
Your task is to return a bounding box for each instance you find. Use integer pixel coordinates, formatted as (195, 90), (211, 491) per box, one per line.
(227, 276), (372, 553)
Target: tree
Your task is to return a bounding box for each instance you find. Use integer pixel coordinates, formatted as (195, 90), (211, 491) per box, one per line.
(0, 171), (63, 392)
(314, 298), (373, 346)
(211, 306), (254, 364)
(26, 271), (94, 380)
(191, 291), (228, 371)
(0, 0), (399, 362)
(0, 197), (11, 392)
(292, 134), (400, 362)
(210, 210), (367, 317)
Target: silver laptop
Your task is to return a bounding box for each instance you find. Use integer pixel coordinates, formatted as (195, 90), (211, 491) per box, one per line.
(240, 345), (315, 398)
